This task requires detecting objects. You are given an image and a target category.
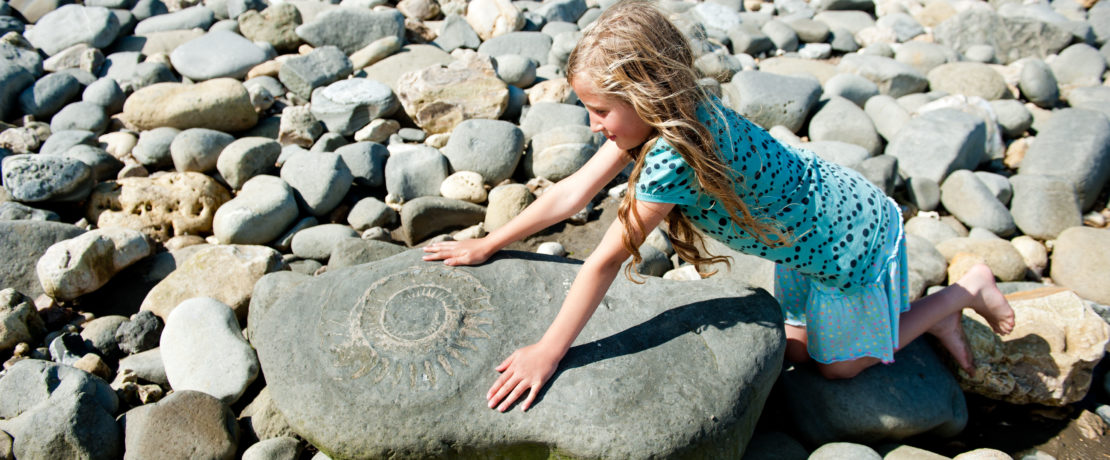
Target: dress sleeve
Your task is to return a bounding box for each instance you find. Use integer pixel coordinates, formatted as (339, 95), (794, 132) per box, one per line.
(633, 142), (700, 206)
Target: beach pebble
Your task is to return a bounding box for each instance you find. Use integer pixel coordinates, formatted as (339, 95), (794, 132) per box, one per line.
(277, 105), (323, 148)
(384, 144), (449, 202)
(989, 99), (1032, 138)
(395, 57), (510, 134)
(939, 170), (1016, 237)
(440, 171), (488, 203)
(1008, 174), (1083, 240)
(86, 172), (230, 242)
(836, 53), (928, 98)
(295, 8), (405, 55)
(50, 101), (108, 134)
(1010, 235), (1048, 279)
(935, 237), (1026, 282)
(280, 151), (353, 217)
(1051, 227), (1110, 305)
(724, 71), (821, 132)
(927, 62), (1010, 101)
(465, 0), (525, 41)
(140, 244), (283, 321)
(347, 197), (397, 231)
(242, 437), (302, 460)
(170, 128), (235, 173)
(894, 41), (955, 76)
(36, 227), (152, 301)
(809, 442), (882, 460)
(1068, 86), (1110, 120)
(399, 196), (486, 244)
(0, 289), (44, 353)
(238, 3), (303, 53)
(216, 137), (280, 189)
(278, 45), (353, 100)
(762, 19), (799, 52)
(823, 73), (879, 107)
(134, 5), (215, 34)
(484, 183), (534, 232)
(494, 54), (537, 88)
(115, 310), (163, 355)
(213, 175), (299, 245)
(888, 109), (987, 184)
(435, 13), (483, 53)
(1051, 43), (1106, 93)
(1017, 58), (1059, 109)
(478, 31), (553, 65)
(24, 5), (121, 56)
(808, 96), (882, 156)
(310, 78), (398, 136)
(290, 224), (360, 260)
(536, 241), (567, 257)
(1018, 109), (1110, 210)
(119, 390), (238, 458)
(170, 30), (270, 81)
(122, 78), (258, 132)
(2, 154), (94, 203)
(19, 72), (81, 120)
(131, 127), (180, 169)
(442, 119), (524, 184)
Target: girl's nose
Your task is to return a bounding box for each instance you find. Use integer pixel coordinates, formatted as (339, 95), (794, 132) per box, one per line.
(589, 118), (603, 133)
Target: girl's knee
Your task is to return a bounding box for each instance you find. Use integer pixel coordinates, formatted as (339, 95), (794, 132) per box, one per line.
(785, 337), (811, 363)
(816, 359), (876, 380)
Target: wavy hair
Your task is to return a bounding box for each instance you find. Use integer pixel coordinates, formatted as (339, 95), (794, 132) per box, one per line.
(566, 0), (787, 281)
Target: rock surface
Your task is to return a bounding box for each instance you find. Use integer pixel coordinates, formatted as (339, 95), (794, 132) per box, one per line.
(251, 250), (784, 459)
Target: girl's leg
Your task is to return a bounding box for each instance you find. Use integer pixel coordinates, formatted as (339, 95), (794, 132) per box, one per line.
(784, 324), (811, 363)
(812, 263), (1015, 379)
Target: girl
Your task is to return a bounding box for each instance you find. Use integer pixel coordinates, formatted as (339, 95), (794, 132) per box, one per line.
(423, 0), (1014, 413)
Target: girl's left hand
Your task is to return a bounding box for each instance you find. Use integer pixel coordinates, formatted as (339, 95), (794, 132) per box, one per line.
(486, 343), (562, 412)
(422, 239), (493, 266)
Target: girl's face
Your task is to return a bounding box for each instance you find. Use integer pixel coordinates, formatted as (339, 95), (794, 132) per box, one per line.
(572, 75), (654, 151)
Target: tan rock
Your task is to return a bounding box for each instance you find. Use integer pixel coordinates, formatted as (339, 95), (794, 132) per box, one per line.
(440, 171), (487, 203)
(350, 36), (403, 70)
(946, 252), (986, 285)
(956, 288), (1110, 406)
(99, 131), (138, 160)
(528, 78), (577, 105)
(140, 244), (283, 323)
(1077, 409), (1108, 439)
(465, 0), (524, 41)
(484, 183), (533, 232)
(913, 0), (957, 29)
(36, 228), (153, 301)
(935, 237), (1026, 281)
(396, 58), (509, 134)
(1010, 235), (1047, 279)
(122, 78), (258, 132)
(1003, 137), (1029, 170)
(1050, 226), (1110, 305)
(73, 353), (113, 381)
(246, 60), (282, 80)
(952, 448), (1011, 460)
(86, 172), (231, 243)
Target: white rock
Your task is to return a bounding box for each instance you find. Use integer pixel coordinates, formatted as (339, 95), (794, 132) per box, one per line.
(440, 171), (487, 203)
(536, 241), (566, 257)
(36, 228), (152, 301)
(160, 297), (259, 404)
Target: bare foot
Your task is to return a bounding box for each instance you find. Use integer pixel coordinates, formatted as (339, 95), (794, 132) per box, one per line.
(956, 264), (1016, 336)
(928, 311), (974, 375)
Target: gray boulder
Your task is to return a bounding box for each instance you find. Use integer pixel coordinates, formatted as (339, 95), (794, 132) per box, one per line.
(801, 141), (869, 169)
(384, 145), (449, 202)
(279, 151), (352, 217)
(326, 238), (407, 269)
(933, 9), (1073, 64)
(808, 96), (882, 156)
(295, 8), (404, 55)
(115, 310), (163, 356)
(82, 78), (126, 113)
(133, 5), (214, 34)
(0, 289), (45, 353)
(238, 3), (303, 53)
(213, 175), (299, 245)
(781, 340), (966, 445)
(24, 5), (120, 56)
(989, 99), (1032, 138)
(18, 72), (82, 119)
(0, 359), (121, 460)
(2, 154), (94, 203)
(722, 71), (821, 132)
(50, 101), (108, 134)
(278, 46), (352, 100)
(477, 31), (553, 66)
(863, 94), (911, 143)
(250, 249), (784, 459)
(728, 23), (775, 56)
(762, 19), (799, 52)
(442, 120), (522, 183)
(131, 126), (179, 169)
(886, 108), (986, 184)
(822, 73), (879, 107)
(119, 390), (238, 459)
(939, 169), (1016, 236)
(35, 227), (153, 302)
(242, 437), (301, 460)
(536, 0), (587, 23)
(216, 137), (281, 190)
(893, 41), (955, 76)
(434, 14), (481, 53)
(1, 64), (36, 121)
(809, 443), (882, 460)
(1051, 227), (1110, 306)
(1051, 43), (1106, 93)
(519, 102), (589, 141)
(926, 62), (1010, 101)
(39, 130), (96, 156)
(836, 54), (928, 98)
(335, 142), (388, 188)
(170, 128), (234, 173)
(169, 30), (270, 81)
(399, 196), (486, 245)
(309, 78), (397, 136)
(1018, 58), (1059, 109)
(347, 197), (396, 231)
(290, 224), (359, 260)
(1008, 174), (1082, 240)
(1018, 109), (1110, 210)
(1068, 86), (1110, 121)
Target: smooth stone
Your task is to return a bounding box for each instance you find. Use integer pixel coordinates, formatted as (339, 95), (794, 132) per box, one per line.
(276, 106), (322, 148)
(170, 128), (234, 173)
(55, 144), (121, 182)
(863, 94), (911, 143)
(38, 130), (95, 156)
(0, 289), (44, 353)
(782, 340), (966, 445)
(50, 101), (108, 134)
(79, 315), (127, 359)
(250, 249), (783, 458)
(238, 386), (299, 442)
(0, 221), (85, 299)
(836, 53), (928, 98)
(335, 142), (387, 188)
(1050, 43), (1106, 92)
(358, 44), (453, 92)
(1008, 174), (1082, 240)
(728, 23), (775, 56)
(101, 59), (177, 94)
(326, 238), (406, 269)
(823, 73), (879, 107)
(0, 202), (59, 221)
(973, 171), (1011, 205)
(1051, 227), (1110, 305)
(35, 227), (152, 301)
(133, 5), (214, 34)
(434, 13), (482, 53)
(440, 171), (487, 203)
(535, 0), (586, 23)
(1017, 58), (1059, 108)
(886, 109), (986, 184)
(803, 140), (869, 170)
(117, 348), (167, 386)
(309, 78), (397, 136)
(0, 65), (36, 120)
(122, 78), (257, 131)
(398, 196), (486, 244)
(384, 145), (449, 202)
(140, 244), (282, 322)
(131, 126), (179, 169)
(0, 359), (120, 460)
(939, 170), (1016, 236)
(290, 224), (359, 260)
(933, 9), (1072, 64)
(808, 442), (882, 460)
(2, 154), (93, 203)
(1018, 109), (1110, 210)
(238, 3), (303, 53)
(1068, 86), (1110, 121)
(808, 96), (882, 156)
(493, 54), (536, 88)
(18, 72), (81, 119)
(519, 102), (588, 140)
(395, 58), (509, 135)
(169, 30), (269, 81)
(989, 99), (1032, 138)
(278, 45), (352, 100)
(762, 19), (799, 52)
(441, 119), (523, 185)
(160, 297), (259, 403)
(115, 310), (162, 356)
(82, 78), (125, 113)
(893, 41), (956, 76)
(695, 53), (742, 83)
(347, 197), (397, 231)
(532, 142), (596, 182)
(484, 183), (533, 233)
(757, 56), (838, 84)
(855, 154), (898, 196)
(935, 237), (1026, 282)
(906, 233), (947, 293)
(242, 437), (301, 460)
(119, 390), (238, 459)
(721, 71), (821, 132)
(295, 7), (404, 55)
(213, 175), (298, 245)
(279, 151), (352, 217)
(926, 62), (1010, 101)
(49, 332), (90, 366)
(957, 288), (1110, 406)
(477, 31), (552, 65)
(465, 0), (524, 41)
(216, 137), (280, 189)
(24, 5), (120, 56)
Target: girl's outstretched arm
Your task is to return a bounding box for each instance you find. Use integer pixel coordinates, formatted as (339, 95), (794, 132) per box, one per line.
(486, 198), (675, 412)
(423, 140), (634, 266)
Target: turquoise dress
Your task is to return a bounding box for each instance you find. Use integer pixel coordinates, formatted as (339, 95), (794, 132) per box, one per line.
(634, 95), (911, 364)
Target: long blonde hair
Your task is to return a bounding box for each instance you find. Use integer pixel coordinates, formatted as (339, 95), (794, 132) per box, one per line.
(566, 0), (787, 280)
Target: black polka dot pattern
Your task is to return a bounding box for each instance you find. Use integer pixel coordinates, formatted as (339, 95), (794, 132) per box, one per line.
(635, 96), (892, 292)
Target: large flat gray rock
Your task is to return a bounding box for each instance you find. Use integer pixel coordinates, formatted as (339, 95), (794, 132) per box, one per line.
(251, 250), (784, 459)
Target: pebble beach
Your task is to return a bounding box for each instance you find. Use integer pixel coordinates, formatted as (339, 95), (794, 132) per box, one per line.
(1, 0), (1110, 458)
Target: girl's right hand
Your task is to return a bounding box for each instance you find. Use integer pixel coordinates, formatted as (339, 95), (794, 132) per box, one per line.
(422, 239), (494, 266)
